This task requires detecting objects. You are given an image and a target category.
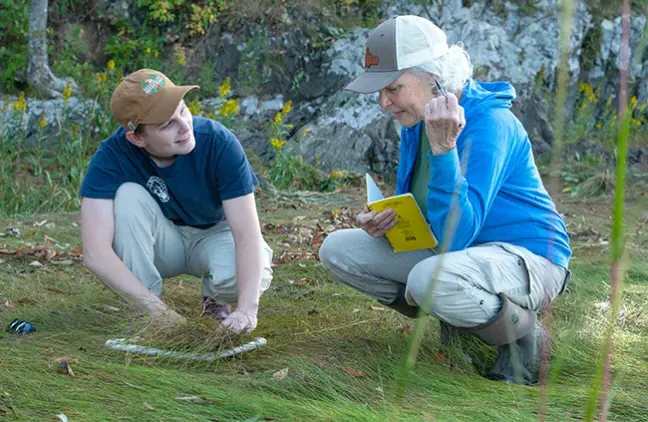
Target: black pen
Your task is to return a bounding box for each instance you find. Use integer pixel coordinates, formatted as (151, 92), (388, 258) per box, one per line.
(435, 79), (448, 103)
(436, 79), (463, 128)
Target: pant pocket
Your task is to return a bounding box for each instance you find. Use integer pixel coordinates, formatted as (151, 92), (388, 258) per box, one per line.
(494, 242), (562, 312)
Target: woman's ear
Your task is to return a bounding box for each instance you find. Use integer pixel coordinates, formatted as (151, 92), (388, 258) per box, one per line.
(125, 131), (147, 148)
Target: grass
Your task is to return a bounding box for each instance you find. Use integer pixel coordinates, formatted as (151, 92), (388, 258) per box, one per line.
(1, 185), (648, 421)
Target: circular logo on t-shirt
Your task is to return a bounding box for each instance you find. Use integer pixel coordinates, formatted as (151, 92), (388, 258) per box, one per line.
(146, 176), (170, 203)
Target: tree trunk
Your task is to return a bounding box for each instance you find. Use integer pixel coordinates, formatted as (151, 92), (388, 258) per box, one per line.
(27, 0), (77, 98)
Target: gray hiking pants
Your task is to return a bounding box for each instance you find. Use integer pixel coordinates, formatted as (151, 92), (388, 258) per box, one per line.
(112, 182), (273, 304)
(319, 228), (569, 327)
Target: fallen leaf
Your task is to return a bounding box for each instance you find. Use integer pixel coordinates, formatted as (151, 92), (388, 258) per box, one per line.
(104, 306), (120, 313)
(403, 322), (413, 333)
(3, 300), (15, 309)
(70, 247), (83, 255)
(44, 222), (56, 229)
(272, 367), (289, 382)
(53, 357), (78, 377)
(46, 287), (77, 296)
(288, 278), (312, 287)
(56, 414), (68, 422)
(431, 353), (445, 363)
(143, 402), (155, 411)
(344, 366), (365, 378)
(352, 308), (360, 313)
(369, 306), (385, 311)
(29, 261), (43, 267)
(43, 235), (59, 244)
(375, 387), (383, 393)
(33, 246), (56, 261)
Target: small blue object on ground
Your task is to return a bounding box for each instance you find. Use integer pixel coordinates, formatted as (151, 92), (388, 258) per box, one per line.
(6, 318), (36, 334)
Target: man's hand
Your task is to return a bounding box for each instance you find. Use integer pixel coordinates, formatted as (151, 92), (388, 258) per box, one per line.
(221, 308), (258, 334)
(424, 92), (466, 155)
(356, 206), (397, 238)
(145, 306), (187, 329)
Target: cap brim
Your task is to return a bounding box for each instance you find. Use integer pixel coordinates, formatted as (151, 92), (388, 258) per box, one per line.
(140, 85), (199, 125)
(344, 71), (403, 94)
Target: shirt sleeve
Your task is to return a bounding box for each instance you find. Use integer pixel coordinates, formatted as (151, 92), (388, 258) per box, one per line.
(213, 126), (259, 201)
(79, 145), (125, 199)
(425, 109), (514, 250)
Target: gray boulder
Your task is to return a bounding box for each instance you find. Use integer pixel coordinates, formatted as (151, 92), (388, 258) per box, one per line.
(1, 96), (100, 148)
(286, 91), (399, 174)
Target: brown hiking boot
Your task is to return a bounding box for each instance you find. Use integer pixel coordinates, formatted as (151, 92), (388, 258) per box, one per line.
(201, 296), (232, 320)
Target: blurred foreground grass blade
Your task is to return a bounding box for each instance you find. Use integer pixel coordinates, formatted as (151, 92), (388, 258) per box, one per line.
(542, 0), (575, 419)
(585, 1), (632, 421)
(391, 143), (471, 415)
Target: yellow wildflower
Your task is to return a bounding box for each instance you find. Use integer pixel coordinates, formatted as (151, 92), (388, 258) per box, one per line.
(96, 73), (107, 84)
(273, 112), (282, 125)
(63, 84), (72, 100)
(631, 118), (640, 126)
(282, 100), (292, 115)
(301, 128), (309, 137)
(218, 77), (231, 97)
(177, 52), (185, 66)
(640, 103), (646, 112)
(219, 99), (239, 118)
(631, 96), (638, 110)
(595, 123), (602, 129)
(107, 60), (116, 70)
(330, 170), (345, 180)
(188, 98), (204, 116)
(13, 92), (26, 112)
(579, 82), (595, 103)
(270, 138), (286, 150)
(38, 112), (47, 128)
(146, 47), (151, 54)
(154, 51), (159, 58)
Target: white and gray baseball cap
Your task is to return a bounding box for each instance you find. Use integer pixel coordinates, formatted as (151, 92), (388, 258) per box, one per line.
(344, 15), (449, 94)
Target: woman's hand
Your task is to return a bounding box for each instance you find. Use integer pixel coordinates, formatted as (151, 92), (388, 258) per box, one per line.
(424, 92), (466, 155)
(356, 206), (397, 238)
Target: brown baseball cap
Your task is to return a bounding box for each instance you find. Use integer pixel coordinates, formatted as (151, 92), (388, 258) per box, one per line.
(110, 69), (199, 132)
(345, 15), (449, 94)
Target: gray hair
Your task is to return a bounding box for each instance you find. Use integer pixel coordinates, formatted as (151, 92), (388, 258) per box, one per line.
(406, 43), (473, 94)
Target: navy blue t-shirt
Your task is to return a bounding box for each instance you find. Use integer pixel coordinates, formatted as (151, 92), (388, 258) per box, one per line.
(79, 116), (258, 228)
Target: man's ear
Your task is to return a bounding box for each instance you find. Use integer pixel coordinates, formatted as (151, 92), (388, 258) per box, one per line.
(125, 131), (147, 148)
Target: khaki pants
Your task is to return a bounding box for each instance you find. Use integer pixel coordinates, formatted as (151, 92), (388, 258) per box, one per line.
(112, 182), (273, 304)
(319, 228), (569, 327)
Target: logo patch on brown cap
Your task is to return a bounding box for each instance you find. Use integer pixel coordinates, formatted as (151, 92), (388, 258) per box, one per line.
(365, 48), (379, 68)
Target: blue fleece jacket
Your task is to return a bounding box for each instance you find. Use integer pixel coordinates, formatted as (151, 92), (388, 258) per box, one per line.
(396, 80), (571, 269)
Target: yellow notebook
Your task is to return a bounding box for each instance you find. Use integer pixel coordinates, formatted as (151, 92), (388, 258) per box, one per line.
(366, 174), (438, 253)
